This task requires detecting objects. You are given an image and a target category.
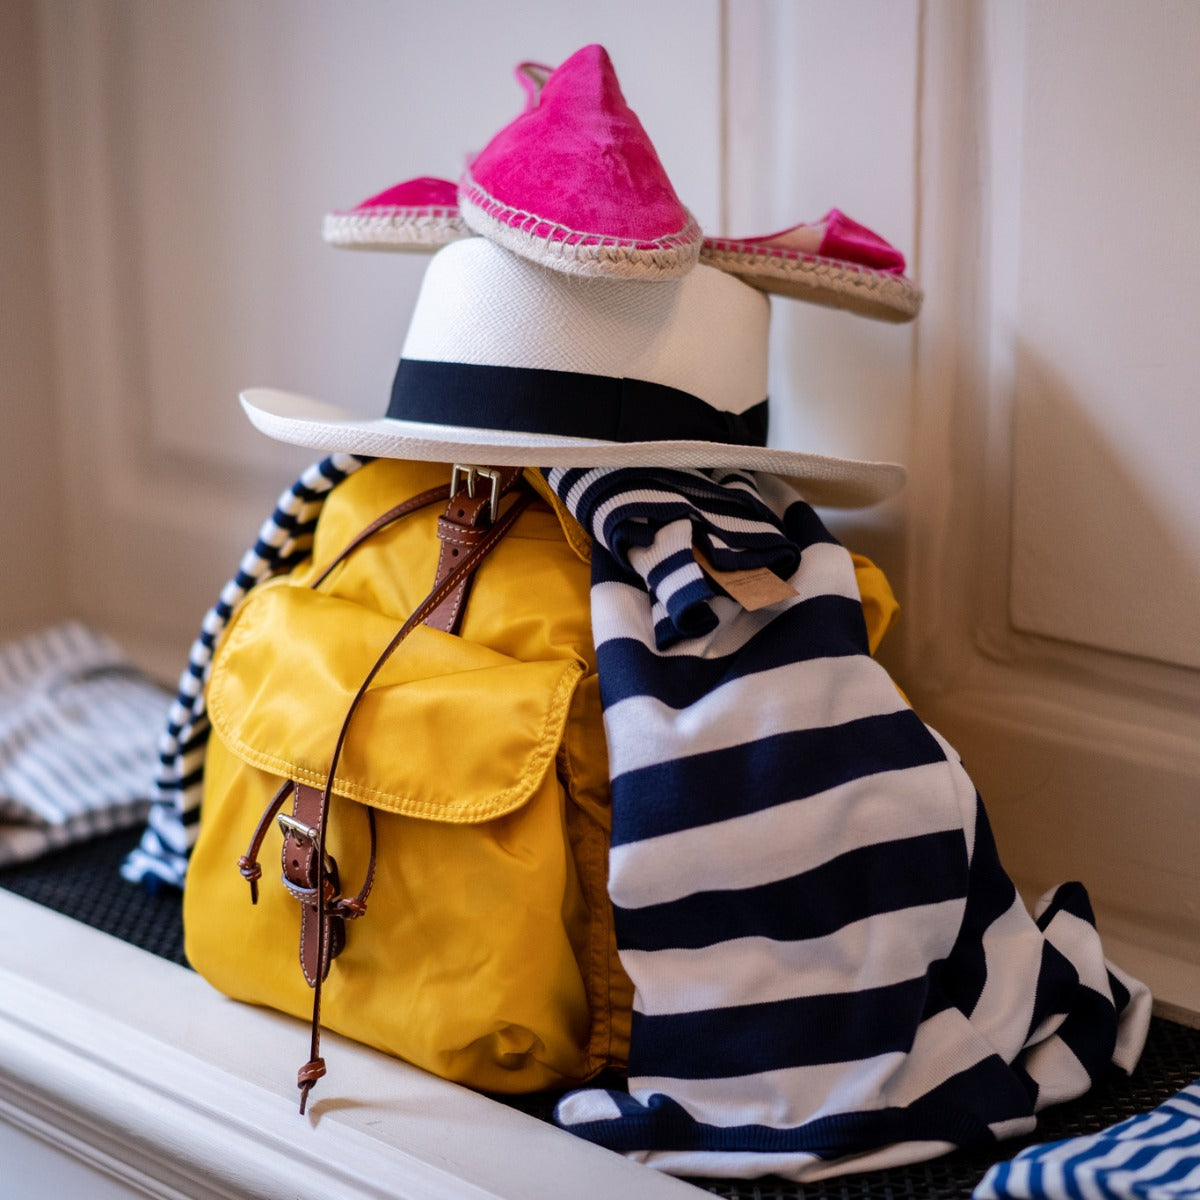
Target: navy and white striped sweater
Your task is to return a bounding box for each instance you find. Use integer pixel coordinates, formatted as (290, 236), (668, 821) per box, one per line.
(125, 457), (1151, 1181)
(546, 465), (1150, 1182)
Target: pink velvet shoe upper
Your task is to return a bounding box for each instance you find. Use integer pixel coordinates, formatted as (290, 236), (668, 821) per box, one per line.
(348, 176), (460, 213)
(319, 48), (920, 318)
(701, 210), (921, 322)
(514, 60), (553, 112)
(730, 210), (907, 273)
(323, 176), (469, 251)
(818, 209), (906, 272)
(458, 44), (701, 279)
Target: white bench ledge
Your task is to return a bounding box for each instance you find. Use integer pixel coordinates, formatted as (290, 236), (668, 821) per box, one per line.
(0, 889), (700, 1199)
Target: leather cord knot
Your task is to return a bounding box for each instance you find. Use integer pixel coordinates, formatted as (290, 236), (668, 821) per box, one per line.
(237, 856), (263, 903)
(237, 779), (295, 905)
(297, 1057), (326, 1115)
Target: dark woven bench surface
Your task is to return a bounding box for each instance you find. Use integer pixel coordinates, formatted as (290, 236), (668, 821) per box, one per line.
(2, 830), (1195, 1200)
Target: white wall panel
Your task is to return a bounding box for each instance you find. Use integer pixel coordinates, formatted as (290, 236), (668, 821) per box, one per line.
(1009, 2), (1200, 668)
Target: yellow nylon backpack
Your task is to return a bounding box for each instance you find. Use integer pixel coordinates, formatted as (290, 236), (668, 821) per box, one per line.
(184, 458), (633, 1106)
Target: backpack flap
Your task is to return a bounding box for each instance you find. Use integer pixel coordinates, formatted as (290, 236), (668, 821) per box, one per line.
(206, 580), (584, 823)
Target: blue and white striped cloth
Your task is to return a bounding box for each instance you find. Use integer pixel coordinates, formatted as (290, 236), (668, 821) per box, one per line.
(121, 453), (367, 889)
(545, 466), (1151, 1182)
(0, 621), (169, 867)
(975, 1080), (1200, 1198)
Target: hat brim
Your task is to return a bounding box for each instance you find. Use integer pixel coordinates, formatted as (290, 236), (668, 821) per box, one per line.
(241, 388), (906, 510)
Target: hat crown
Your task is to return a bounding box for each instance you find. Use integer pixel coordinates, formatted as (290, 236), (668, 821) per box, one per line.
(400, 238), (769, 417)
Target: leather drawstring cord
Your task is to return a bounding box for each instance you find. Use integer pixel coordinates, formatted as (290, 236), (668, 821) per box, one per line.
(237, 488), (453, 907)
(306, 483), (452, 590)
(234, 472), (535, 1113)
(299, 478), (536, 1114)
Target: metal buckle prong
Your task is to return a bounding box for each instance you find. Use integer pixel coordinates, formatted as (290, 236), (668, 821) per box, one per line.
(277, 812), (319, 843)
(277, 812), (337, 876)
(450, 464), (501, 522)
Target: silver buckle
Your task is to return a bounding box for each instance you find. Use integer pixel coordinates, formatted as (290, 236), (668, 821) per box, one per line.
(277, 812), (319, 842)
(277, 812), (335, 875)
(449, 465), (501, 522)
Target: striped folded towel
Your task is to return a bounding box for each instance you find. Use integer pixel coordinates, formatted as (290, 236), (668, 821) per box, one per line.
(975, 1081), (1200, 1198)
(0, 621), (169, 867)
(546, 465), (1151, 1183)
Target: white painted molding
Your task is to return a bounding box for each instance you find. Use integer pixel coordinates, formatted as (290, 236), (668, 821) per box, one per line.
(0, 892), (699, 1200)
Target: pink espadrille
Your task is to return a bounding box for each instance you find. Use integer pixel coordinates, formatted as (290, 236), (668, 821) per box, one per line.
(324, 178), (921, 322)
(322, 176), (469, 251)
(321, 47), (920, 320)
(457, 44), (701, 280)
(701, 210), (922, 323)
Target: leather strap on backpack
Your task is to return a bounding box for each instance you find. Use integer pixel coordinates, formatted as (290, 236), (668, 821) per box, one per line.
(427, 466), (523, 634)
(236, 466), (536, 1113)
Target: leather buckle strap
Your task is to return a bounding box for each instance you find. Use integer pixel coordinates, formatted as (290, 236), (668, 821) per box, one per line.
(279, 783), (347, 987)
(426, 465), (524, 635)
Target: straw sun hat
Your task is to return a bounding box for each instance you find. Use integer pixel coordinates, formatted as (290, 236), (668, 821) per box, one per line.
(245, 44), (915, 509)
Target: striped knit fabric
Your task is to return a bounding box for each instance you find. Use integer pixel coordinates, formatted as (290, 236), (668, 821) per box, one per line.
(121, 453), (368, 890)
(546, 466), (1152, 1182)
(0, 621), (169, 867)
(975, 1081), (1200, 1198)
